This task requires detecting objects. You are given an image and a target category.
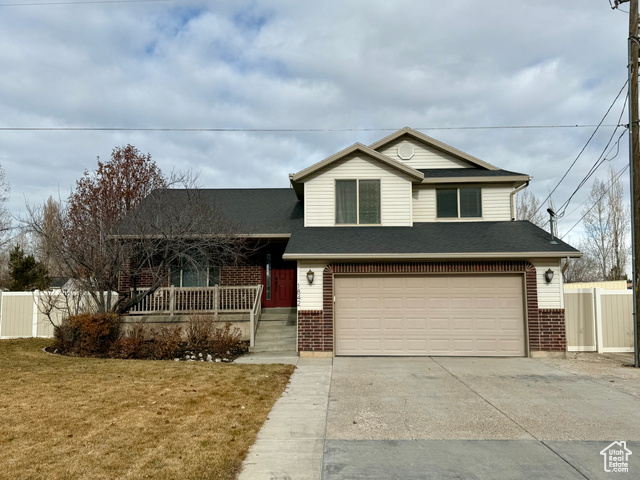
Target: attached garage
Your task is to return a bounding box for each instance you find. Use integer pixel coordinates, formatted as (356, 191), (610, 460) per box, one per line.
(334, 274), (526, 356)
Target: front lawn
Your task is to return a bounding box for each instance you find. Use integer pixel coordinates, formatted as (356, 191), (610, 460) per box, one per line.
(0, 339), (294, 480)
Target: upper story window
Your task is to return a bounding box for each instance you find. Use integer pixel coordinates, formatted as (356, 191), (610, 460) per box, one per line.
(170, 261), (220, 287)
(436, 187), (482, 218)
(336, 179), (381, 224)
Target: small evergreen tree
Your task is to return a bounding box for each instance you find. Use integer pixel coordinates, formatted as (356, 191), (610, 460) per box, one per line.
(8, 245), (50, 291)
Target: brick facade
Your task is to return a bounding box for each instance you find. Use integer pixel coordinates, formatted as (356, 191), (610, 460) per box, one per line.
(297, 261), (567, 355)
(119, 261), (262, 294)
(297, 310), (328, 351)
(532, 309), (567, 352)
(220, 265), (262, 286)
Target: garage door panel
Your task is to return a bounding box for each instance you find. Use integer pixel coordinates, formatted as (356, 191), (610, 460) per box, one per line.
(405, 318), (427, 331)
(383, 318), (403, 330)
(428, 318), (451, 332)
(361, 318), (381, 331)
(335, 274), (525, 356)
(452, 318), (473, 331)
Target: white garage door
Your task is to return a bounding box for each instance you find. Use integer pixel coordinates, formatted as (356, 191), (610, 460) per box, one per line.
(335, 274), (525, 356)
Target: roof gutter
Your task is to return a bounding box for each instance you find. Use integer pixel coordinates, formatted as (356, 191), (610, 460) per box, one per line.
(510, 181), (530, 221)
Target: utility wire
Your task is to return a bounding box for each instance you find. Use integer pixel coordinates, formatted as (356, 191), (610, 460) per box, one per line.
(0, 124), (626, 133)
(560, 163), (630, 239)
(561, 131), (627, 220)
(555, 106), (629, 218)
(532, 80), (629, 217)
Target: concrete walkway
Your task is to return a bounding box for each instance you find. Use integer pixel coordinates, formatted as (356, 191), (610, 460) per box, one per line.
(236, 353), (332, 480)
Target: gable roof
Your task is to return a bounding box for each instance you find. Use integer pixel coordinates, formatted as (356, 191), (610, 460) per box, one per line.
(283, 221), (581, 260)
(117, 188), (302, 237)
(369, 127), (500, 170)
(290, 142), (424, 183)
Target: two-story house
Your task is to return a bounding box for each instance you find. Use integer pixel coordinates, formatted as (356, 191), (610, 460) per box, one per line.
(121, 127), (580, 358)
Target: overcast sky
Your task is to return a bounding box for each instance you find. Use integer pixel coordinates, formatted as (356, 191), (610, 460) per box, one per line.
(0, 0), (632, 244)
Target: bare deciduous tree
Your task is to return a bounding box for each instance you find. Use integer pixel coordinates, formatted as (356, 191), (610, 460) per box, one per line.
(36, 196), (64, 277)
(0, 163), (11, 247)
(516, 189), (546, 228)
(25, 145), (250, 315)
(563, 243), (599, 283)
(582, 167), (630, 281)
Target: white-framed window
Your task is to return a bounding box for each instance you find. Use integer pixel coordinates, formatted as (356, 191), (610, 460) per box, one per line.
(170, 262), (220, 287)
(336, 179), (381, 225)
(436, 187), (482, 218)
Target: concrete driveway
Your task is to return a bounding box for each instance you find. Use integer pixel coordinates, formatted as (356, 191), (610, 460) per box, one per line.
(325, 356), (640, 479)
(238, 353), (640, 479)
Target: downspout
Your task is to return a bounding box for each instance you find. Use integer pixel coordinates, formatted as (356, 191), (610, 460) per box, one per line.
(510, 181), (529, 221)
(561, 256), (570, 275)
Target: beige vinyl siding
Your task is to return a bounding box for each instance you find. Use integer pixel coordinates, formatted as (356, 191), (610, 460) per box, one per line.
(378, 138), (473, 169)
(304, 154), (413, 227)
(481, 186), (512, 220)
(412, 187), (436, 222)
(531, 259), (563, 309)
(412, 185), (513, 222)
(297, 261), (326, 310)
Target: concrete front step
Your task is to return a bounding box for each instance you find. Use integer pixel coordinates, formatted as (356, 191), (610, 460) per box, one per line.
(256, 320), (296, 328)
(261, 307), (297, 314)
(251, 342), (297, 353)
(260, 314), (297, 322)
(252, 309), (298, 353)
(256, 333), (296, 342)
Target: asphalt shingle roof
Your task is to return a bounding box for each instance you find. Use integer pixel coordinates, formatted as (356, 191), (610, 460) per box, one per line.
(118, 189), (579, 258)
(284, 221), (579, 257)
(418, 168), (528, 178)
(117, 188), (302, 235)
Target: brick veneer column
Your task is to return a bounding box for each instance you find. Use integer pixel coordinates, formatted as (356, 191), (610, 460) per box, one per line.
(536, 309), (567, 351)
(297, 260), (566, 355)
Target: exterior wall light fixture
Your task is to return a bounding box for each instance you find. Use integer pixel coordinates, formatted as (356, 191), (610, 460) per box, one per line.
(544, 268), (554, 284)
(306, 270), (315, 285)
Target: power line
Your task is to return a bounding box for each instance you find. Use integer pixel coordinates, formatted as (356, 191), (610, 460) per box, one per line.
(532, 80), (629, 217)
(555, 106), (629, 218)
(561, 131), (627, 220)
(0, 124), (626, 133)
(560, 163), (630, 239)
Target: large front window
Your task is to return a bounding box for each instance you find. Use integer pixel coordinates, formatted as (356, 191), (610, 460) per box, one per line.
(436, 187), (482, 218)
(170, 261), (220, 287)
(336, 179), (381, 224)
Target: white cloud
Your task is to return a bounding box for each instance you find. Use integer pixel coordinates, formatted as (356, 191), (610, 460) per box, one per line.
(0, 0), (632, 243)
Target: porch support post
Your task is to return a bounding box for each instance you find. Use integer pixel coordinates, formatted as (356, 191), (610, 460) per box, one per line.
(214, 285), (219, 318)
(169, 285), (175, 316)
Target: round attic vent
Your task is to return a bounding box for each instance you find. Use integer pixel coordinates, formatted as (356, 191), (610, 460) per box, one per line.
(397, 142), (414, 160)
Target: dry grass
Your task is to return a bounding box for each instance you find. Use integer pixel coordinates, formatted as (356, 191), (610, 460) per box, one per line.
(0, 338), (295, 480)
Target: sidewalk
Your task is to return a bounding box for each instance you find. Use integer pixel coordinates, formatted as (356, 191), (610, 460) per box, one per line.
(236, 354), (333, 480)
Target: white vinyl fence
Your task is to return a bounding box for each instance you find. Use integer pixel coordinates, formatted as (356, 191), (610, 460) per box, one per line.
(0, 291), (118, 339)
(564, 288), (633, 353)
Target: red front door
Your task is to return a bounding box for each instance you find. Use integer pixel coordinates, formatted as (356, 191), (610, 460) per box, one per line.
(262, 253), (297, 308)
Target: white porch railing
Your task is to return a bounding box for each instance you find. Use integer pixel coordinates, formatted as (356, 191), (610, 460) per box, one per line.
(128, 285), (263, 347)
